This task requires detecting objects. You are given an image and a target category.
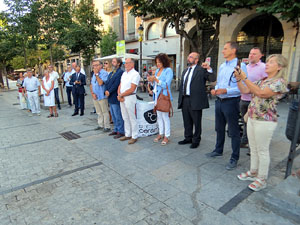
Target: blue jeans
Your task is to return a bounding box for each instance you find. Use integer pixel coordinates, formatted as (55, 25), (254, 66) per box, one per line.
(54, 88), (60, 108)
(214, 97), (240, 161)
(110, 104), (124, 134)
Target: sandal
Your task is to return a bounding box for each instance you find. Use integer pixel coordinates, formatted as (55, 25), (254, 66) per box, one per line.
(237, 171), (257, 181)
(248, 178), (267, 191)
(154, 135), (163, 143)
(161, 137), (170, 146)
(47, 114), (54, 118)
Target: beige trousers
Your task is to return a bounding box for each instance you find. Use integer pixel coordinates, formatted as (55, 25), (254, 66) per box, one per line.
(247, 117), (277, 180)
(93, 98), (110, 129)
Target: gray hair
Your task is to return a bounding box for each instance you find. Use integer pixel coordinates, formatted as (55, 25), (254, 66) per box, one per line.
(43, 70), (49, 75)
(266, 54), (288, 79)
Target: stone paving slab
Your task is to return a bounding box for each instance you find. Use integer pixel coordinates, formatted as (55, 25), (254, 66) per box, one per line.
(0, 88), (297, 225)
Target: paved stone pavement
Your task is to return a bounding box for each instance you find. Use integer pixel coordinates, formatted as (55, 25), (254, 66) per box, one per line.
(0, 85), (298, 225)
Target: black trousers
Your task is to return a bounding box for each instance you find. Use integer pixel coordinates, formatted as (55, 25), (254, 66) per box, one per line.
(182, 96), (203, 144)
(214, 97), (240, 161)
(240, 100), (250, 144)
(73, 90), (84, 113)
(66, 86), (73, 106)
(54, 88), (60, 108)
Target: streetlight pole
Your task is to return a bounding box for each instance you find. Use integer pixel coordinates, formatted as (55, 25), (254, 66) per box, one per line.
(138, 24), (144, 77)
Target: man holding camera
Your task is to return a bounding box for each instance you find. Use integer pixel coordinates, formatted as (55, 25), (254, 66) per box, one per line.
(206, 42), (248, 170)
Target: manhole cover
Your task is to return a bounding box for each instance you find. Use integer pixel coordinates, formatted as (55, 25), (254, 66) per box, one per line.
(13, 103), (20, 105)
(60, 131), (81, 140)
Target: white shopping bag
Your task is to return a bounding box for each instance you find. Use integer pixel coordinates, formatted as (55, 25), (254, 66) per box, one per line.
(136, 100), (158, 137)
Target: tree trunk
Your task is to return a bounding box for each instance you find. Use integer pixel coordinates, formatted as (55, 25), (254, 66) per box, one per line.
(0, 68), (4, 88)
(23, 45), (28, 67)
(50, 44), (53, 64)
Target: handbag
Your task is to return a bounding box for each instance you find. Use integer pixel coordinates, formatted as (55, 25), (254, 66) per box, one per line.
(154, 85), (173, 117)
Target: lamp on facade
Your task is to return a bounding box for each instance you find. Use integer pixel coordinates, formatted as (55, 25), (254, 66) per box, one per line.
(138, 24), (144, 76)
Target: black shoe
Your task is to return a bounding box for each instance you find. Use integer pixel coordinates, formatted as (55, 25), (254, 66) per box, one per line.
(103, 128), (111, 132)
(58, 106), (61, 110)
(72, 112), (78, 116)
(178, 139), (192, 145)
(109, 131), (117, 136)
(205, 151), (223, 158)
(190, 143), (199, 149)
(225, 159), (238, 170)
(114, 133), (125, 139)
(94, 126), (103, 131)
(80, 112), (84, 116)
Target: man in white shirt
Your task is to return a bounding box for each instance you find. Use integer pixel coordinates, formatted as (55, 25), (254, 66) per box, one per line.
(117, 58), (140, 144)
(48, 65), (61, 110)
(64, 65), (73, 107)
(23, 68), (41, 115)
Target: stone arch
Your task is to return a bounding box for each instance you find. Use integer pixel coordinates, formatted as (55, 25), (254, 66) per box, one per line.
(183, 25), (219, 70)
(232, 13), (284, 61)
(162, 21), (177, 38)
(146, 22), (160, 40)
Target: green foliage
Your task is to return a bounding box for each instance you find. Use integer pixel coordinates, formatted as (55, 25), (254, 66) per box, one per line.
(63, 0), (103, 65)
(100, 27), (118, 57)
(3, 0), (40, 65)
(0, 13), (19, 68)
(126, 0), (251, 61)
(37, 0), (72, 45)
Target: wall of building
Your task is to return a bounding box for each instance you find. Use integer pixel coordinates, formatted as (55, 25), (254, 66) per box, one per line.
(218, 8), (300, 81)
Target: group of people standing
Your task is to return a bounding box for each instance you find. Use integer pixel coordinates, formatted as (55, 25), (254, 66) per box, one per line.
(16, 42), (288, 192)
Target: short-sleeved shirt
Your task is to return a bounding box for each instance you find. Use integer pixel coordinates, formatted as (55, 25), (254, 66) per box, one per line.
(91, 69), (109, 100)
(248, 77), (288, 122)
(64, 71), (73, 87)
(23, 76), (40, 91)
(120, 68), (140, 94)
(242, 61), (267, 101)
(50, 71), (59, 89)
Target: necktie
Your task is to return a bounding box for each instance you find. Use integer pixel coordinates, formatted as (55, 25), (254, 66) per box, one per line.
(183, 67), (192, 95)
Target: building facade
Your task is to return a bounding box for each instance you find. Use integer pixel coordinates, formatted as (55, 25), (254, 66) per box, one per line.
(102, 2), (300, 82)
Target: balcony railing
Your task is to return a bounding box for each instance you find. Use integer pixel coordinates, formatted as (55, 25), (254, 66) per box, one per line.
(103, 0), (120, 14)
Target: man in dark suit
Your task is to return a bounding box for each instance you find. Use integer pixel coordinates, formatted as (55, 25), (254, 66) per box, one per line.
(70, 65), (86, 116)
(105, 58), (125, 139)
(178, 52), (216, 148)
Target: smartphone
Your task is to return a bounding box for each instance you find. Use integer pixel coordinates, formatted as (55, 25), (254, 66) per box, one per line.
(234, 59), (241, 73)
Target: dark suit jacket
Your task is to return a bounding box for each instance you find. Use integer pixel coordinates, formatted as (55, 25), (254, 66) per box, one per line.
(178, 65), (216, 110)
(105, 68), (124, 105)
(70, 72), (86, 95)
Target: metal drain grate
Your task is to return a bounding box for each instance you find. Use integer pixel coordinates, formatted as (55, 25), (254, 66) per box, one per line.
(60, 131), (81, 140)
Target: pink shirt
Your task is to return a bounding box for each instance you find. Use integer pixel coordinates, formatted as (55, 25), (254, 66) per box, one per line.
(241, 61), (268, 101)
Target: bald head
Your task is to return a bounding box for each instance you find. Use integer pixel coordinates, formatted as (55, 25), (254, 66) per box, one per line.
(187, 52), (200, 67)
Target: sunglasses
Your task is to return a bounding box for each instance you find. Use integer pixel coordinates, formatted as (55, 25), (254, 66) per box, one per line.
(104, 62), (108, 64)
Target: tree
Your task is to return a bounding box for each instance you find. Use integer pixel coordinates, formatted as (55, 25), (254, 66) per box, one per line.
(126, 0), (250, 62)
(64, 0), (102, 66)
(100, 27), (118, 57)
(0, 13), (19, 87)
(4, 0), (39, 66)
(37, 0), (72, 63)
